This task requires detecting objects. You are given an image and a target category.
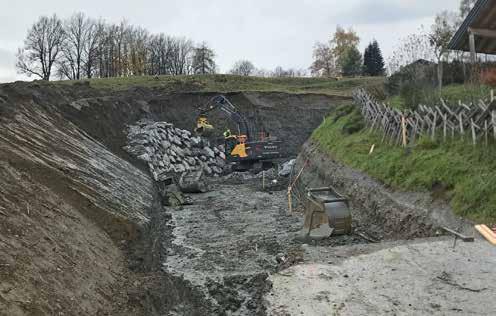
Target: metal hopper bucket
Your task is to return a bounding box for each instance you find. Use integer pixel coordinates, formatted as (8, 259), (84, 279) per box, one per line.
(297, 186), (351, 241)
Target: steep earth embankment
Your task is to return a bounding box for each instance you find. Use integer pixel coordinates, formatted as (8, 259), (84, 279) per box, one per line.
(293, 140), (473, 240)
(0, 83), (154, 315)
(0, 81), (346, 315)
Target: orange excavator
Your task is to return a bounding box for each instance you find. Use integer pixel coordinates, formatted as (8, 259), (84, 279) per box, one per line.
(194, 95), (282, 171)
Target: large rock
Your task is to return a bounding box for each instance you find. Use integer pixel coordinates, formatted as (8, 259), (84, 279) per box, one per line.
(204, 147), (215, 158)
(279, 159), (296, 177)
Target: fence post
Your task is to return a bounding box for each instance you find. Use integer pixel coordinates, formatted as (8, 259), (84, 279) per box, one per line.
(443, 114), (447, 141)
(401, 116), (407, 147)
(492, 111), (496, 140)
(459, 113), (464, 136)
(431, 112), (437, 140)
(471, 119), (477, 146)
(485, 120), (488, 146)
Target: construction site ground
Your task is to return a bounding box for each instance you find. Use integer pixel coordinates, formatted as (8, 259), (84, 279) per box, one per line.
(169, 175), (496, 316)
(1, 80), (495, 315)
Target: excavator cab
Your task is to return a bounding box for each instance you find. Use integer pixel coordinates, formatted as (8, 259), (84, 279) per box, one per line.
(229, 135), (248, 158)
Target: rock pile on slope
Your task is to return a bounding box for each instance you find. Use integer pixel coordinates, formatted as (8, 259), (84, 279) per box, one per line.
(124, 120), (226, 181)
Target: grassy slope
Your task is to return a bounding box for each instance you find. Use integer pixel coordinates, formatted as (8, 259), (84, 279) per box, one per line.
(55, 74), (384, 96)
(312, 105), (496, 223)
(387, 83), (492, 109)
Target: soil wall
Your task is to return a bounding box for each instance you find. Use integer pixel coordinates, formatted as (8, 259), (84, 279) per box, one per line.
(293, 140), (474, 240)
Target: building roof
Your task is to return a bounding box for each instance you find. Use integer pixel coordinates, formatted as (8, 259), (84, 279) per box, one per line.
(448, 0), (496, 54)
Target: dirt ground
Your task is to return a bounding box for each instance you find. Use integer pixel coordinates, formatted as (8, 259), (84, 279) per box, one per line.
(161, 178), (302, 315)
(267, 238), (496, 316)
(158, 171), (496, 316)
(1, 80), (496, 315)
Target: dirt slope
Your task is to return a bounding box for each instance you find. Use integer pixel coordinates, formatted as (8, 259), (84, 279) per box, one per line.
(0, 82), (155, 315)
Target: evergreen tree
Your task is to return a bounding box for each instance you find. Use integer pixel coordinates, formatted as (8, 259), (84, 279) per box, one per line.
(363, 40), (385, 76)
(192, 42), (216, 75)
(340, 46), (362, 76)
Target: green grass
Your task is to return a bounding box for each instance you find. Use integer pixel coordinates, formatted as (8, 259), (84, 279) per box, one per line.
(312, 104), (496, 223)
(386, 83), (493, 109)
(54, 74), (383, 96)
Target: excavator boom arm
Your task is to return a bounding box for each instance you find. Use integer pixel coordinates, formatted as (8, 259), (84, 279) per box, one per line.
(197, 95), (252, 138)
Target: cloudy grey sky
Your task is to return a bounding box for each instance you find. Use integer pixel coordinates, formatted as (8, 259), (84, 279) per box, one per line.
(0, 0), (459, 83)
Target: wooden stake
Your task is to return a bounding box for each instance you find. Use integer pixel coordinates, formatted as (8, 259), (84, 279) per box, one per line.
(471, 119), (477, 146)
(459, 113), (464, 136)
(443, 114), (447, 141)
(431, 112), (437, 140)
(492, 111), (496, 140)
(401, 116), (407, 147)
(485, 120), (488, 146)
(369, 144), (376, 155)
(287, 187), (293, 214)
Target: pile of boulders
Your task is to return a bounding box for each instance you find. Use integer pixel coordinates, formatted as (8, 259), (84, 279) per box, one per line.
(124, 119), (226, 181)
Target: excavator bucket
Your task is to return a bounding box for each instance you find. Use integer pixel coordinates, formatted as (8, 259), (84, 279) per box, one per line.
(297, 186), (351, 241)
(194, 116), (214, 136)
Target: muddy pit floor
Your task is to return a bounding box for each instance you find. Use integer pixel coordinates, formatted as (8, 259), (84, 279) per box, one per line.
(162, 177), (496, 315)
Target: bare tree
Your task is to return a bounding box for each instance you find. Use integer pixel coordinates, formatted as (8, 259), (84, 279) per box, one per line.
(127, 26), (149, 76)
(230, 60), (255, 76)
(428, 11), (458, 90)
(310, 41), (336, 77)
(16, 14), (65, 80)
(148, 33), (173, 75)
(192, 42), (216, 75)
(18, 12), (215, 80)
(169, 37), (194, 75)
(83, 19), (104, 78)
(459, 0), (478, 18)
(58, 12), (94, 80)
(388, 31), (434, 75)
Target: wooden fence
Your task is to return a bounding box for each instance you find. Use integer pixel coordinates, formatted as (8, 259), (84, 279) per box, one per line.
(353, 88), (496, 146)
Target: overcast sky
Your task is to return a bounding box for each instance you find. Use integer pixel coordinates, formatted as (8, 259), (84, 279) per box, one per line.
(0, 0), (460, 83)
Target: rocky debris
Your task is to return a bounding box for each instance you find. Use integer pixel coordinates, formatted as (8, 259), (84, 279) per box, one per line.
(162, 190), (192, 207)
(124, 119), (226, 181)
(278, 159), (296, 177)
(178, 169), (209, 193)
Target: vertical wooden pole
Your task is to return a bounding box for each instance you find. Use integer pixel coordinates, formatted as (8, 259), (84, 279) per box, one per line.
(492, 111), (496, 140)
(459, 113), (464, 136)
(485, 120), (488, 146)
(401, 116), (407, 147)
(443, 114), (447, 141)
(471, 119), (477, 146)
(469, 32), (477, 64)
(287, 187), (292, 214)
(491, 89), (495, 102)
(431, 112), (437, 140)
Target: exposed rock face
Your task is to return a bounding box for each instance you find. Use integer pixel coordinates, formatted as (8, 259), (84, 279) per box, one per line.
(124, 120), (226, 180)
